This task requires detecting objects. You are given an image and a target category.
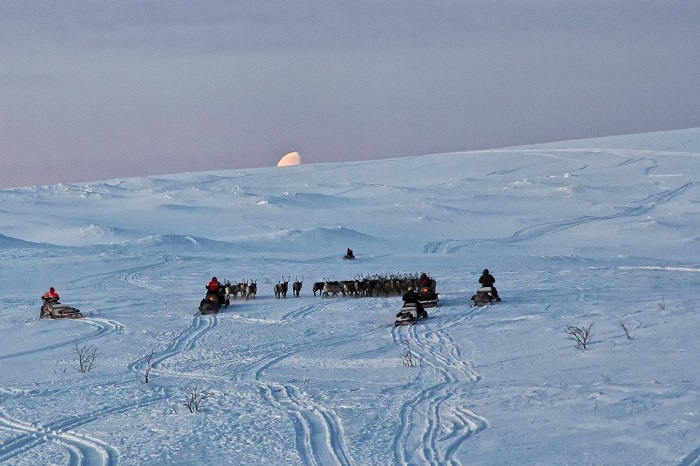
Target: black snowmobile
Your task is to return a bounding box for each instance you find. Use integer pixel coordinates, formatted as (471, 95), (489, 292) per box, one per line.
(198, 294), (220, 315)
(395, 301), (428, 327)
(40, 298), (83, 319)
(418, 285), (439, 308)
(471, 287), (499, 307)
(198, 288), (227, 315)
(343, 252), (355, 260)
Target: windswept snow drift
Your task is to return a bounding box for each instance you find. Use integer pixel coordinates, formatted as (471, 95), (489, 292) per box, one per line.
(1, 128), (700, 465)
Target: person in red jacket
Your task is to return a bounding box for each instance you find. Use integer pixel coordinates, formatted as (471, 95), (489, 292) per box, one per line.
(206, 277), (223, 303)
(42, 287), (60, 302)
(40, 287), (61, 317)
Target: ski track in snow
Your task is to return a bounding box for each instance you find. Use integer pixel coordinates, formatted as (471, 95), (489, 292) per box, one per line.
(392, 305), (488, 466)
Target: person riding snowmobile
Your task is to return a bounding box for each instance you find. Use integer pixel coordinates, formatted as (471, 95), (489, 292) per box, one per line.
(41, 287), (67, 318)
(345, 248), (354, 259)
(418, 273), (430, 289)
(42, 287), (60, 302)
(206, 277), (223, 304)
(478, 269), (501, 301)
(401, 286), (427, 318)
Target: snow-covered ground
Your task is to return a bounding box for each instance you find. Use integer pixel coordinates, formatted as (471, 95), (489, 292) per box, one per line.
(2, 128), (700, 465)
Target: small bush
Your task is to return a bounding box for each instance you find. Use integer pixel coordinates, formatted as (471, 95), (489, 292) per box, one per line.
(74, 343), (98, 372)
(183, 386), (211, 413)
(399, 338), (422, 367)
(564, 324), (593, 349)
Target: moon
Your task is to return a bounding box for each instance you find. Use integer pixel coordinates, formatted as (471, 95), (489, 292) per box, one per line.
(277, 151), (302, 167)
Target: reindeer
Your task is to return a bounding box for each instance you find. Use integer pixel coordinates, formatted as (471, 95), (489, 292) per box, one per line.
(274, 276), (290, 299)
(292, 276), (303, 297)
(366, 276), (383, 297)
(245, 279), (257, 300)
(342, 279), (360, 298)
(224, 281), (242, 301)
(322, 281), (343, 298)
(312, 281), (324, 297)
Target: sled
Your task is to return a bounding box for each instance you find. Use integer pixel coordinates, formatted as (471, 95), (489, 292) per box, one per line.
(471, 287), (498, 307)
(394, 302), (427, 327)
(40, 301), (83, 319)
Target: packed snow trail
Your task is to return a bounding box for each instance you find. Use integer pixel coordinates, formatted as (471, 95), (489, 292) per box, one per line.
(227, 298), (358, 466)
(262, 383), (353, 466)
(0, 393), (165, 465)
(391, 304), (487, 466)
(128, 313), (218, 376)
(0, 318), (124, 362)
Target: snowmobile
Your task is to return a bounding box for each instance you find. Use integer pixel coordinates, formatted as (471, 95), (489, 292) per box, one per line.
(40, 298), (83, 319)
(471, 287), (499, 307)
(198, 288), (228, 315)
(198, 294), (221, 315)
(418, 285), (439, 308)
(343, 252), (355, 260)
(394, 301), (428, 327)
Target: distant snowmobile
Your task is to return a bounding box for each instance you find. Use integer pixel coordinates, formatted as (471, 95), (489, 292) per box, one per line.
(418, 285), (439, 308)
(40, 298), (83, 319)
(471, 287), (499, 307)
(395, 301), (428, 327)
(343, 248), (355, 260)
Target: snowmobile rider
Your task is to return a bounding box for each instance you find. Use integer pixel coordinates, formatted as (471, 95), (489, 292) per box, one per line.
(402, 286), (428, 318)
(40, 287), (61, 318)
(478, 269), (501, 301)
(42, 287), (60, 302)
(346, 248), (354, 258)
(206, 277), (223, 304)
(418, 273), (431, 289)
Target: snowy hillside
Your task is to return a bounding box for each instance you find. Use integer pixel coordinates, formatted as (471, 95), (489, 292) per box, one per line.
(1, 128), (700, 465)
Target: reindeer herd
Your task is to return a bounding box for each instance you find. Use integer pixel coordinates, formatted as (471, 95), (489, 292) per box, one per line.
(221, 273), (434, 302)
(222, 279), (258, 302)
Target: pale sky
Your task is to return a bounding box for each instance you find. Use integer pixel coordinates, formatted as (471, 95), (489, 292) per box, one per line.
(1, 1), (699, 188)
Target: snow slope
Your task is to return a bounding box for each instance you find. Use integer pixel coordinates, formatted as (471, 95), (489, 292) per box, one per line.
(1, 128), (700, 465)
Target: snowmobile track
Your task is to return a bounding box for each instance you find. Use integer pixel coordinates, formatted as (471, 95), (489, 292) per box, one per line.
(0, 318), (124, 362)
(280, 302), (330, 321)
(262, 383), (353, 466)
(129, 314), (218, 374)
(0, 394), (165, 465)
(391, 306), (486, 466)
(424, 180), (696, 254)
(679, 443), (700, 466)
(231, 329), (357, 465)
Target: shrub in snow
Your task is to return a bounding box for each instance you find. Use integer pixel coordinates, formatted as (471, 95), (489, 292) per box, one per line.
(399, 338), (422, 367)
(74, 343), (98, 373)
(564, 324), (593, 349)
(183, 386), (211, 413)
